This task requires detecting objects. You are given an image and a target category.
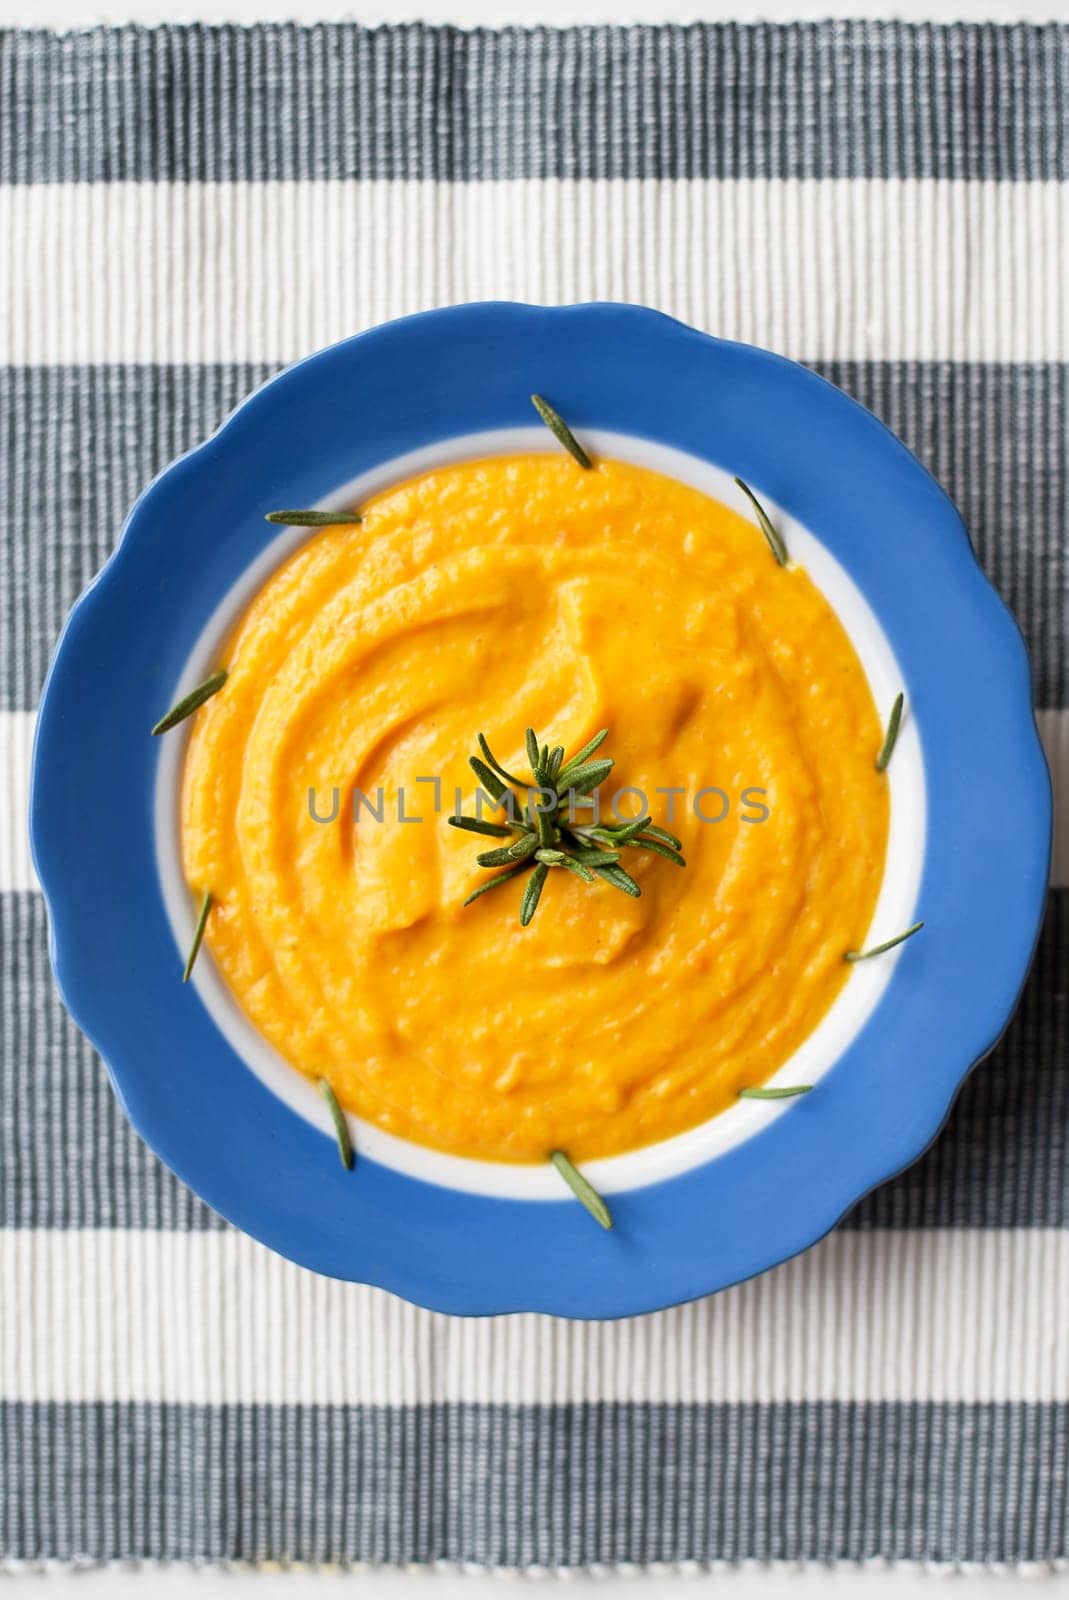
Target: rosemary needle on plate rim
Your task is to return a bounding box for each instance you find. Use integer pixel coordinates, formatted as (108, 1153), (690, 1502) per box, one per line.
(265, 509), (363, 526)
(319, 1079), (354, 1170)
(739, 1084), (813, 1100)
(182, 891), (213, 983)
(530, 395), (593, 470)
(550, 1150), (613, 1230)
(152, 670), (227, 736)
(739, 921), (927, 1088)
(876, 692), (905, 772)
(845, 920), (924, 963)
(733, 477), (789, 567)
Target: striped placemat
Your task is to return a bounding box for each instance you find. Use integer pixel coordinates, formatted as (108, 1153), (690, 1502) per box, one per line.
(1, 21), (1067, 1570)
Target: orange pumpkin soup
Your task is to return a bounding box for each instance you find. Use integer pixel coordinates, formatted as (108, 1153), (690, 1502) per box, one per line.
(180, 456), (888, 1162)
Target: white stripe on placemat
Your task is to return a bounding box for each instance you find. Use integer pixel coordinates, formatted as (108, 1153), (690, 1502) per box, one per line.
(1, 711), (35, 894)
(2, 1226), (1067, 1405)
(5, 708), (1067, 895)
(2, 179), (1067, 366)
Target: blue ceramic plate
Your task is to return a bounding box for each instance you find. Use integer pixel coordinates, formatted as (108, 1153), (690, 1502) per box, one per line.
(31, 303), (1051, 1317)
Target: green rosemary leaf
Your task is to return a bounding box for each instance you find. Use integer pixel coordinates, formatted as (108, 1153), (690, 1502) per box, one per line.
(626, 836), (687, 867)
(152, 670), (228, 736)
(468, 756), (509, 805)
(265, 509), (362, 527)
(571, 847), (621, 866)
(535, 804), (555, 848)
(556, 855), (597, 883)
(559, 758), (614, 797)
(734, 477), (789, 566)
(182, 891), (213, 983)
(641, 822), (684, 852)
(530, 395), (593, 470)
(550, 1151), (612, 1230)
(535, 848), (567, 864)
(463, 861), (534, 907)
(557, 728), (609, 778)
(739, 1084), (813, 1100)
(319, 1079), (354, 1169)
(505, 832), (541, 862)
(876, 692), (904, 773)
(845, 920), (924, 963)
(520, 862), (550, 926)
(447, 815), (515, 838)
(525, 726), (541, 776)
(593, 862), (642, 898)
(561, 756), (614, 785)
(547, 746), (566, 782)
(478, 844), (530, 868)
(608, 814), (652, 845)
(477, 732), (525, 787)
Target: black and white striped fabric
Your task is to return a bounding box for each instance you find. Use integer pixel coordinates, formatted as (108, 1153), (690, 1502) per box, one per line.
(1, 21), (1067, 1571)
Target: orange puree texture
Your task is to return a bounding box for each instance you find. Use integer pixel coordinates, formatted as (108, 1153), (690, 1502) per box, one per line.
(181, 456), (889, 1163)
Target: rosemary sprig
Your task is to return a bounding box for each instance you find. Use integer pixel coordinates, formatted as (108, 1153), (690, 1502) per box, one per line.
(477, 836), (538, 869)
(845, 920), (924, 962)
(265, 509), (362, 526)
(152, 670), (227, 735)
(182, 891), (212, 983)
(559, 728), (608, 774)
(477, 732), (525, 787)
(468, 756), (509, 805)
(319, 1079), (354, 1170)
(734, 477), (788, 567)
(462, 859), (532, 906)
(739, 1084), (813, 1100)
(876, 692), (904, 772)
(450, 815), (514, 839)
(448, 726), (687, 925)
(525, 725), (542, 776)
(530, 395), (593, 469)
(639, 822), (683, 851)
(550, 1150), (613, 1230)
(593, 862), (642, 897)
(520, 862), (550, 926)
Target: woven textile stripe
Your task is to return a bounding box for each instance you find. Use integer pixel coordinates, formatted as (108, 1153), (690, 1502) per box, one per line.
(5, 181), (1068, 366)
(1, 20), (1067, 1570)
(2, 23), (1067, 182)
(2, 1401), (1067, 1567)
(3, 1228), (1068, 1405)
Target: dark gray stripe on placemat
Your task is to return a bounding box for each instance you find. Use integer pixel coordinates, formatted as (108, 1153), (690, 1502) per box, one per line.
(2, 361), (1067, 712)
(2, 887), (1065, 1230)
(0, 891), (218, 1229)
(1, 1400), (1066, 1565)
(0, 24), (1067, 185)
(0, 364), (275, 714)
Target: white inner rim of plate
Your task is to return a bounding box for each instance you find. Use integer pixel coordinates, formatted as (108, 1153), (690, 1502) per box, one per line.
(155, 427), (927, 1199)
